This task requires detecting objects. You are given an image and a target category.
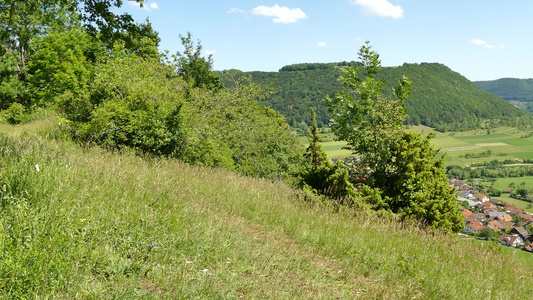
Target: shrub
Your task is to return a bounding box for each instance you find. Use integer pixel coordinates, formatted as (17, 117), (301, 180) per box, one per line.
(4, 102), (26, 124)
(64, 48), (186, 157)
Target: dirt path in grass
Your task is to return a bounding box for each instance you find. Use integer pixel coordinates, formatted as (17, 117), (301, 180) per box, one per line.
(475, 142), (508, 147)
(191, 202), (389, 299)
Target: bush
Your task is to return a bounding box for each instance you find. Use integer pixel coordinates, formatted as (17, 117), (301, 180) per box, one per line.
(479, 227), (496, 240)
(4, 102), (25, 124)
(181, 78), (303, 180)
(64, 49), (186, 157)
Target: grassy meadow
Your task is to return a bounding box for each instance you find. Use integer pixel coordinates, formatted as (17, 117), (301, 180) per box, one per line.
(0, 120), (533, 298)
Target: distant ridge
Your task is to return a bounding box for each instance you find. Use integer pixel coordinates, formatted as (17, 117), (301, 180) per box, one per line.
(220, 63), (531, 131)
(475, 78), (533, 113)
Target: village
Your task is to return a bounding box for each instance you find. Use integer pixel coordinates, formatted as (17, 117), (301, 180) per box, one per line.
(451, 178), (533, 251)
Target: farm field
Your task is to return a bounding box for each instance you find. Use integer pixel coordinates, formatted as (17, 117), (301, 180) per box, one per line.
(478, 176), (533, 191)
(307, 126), (533, 166)
(432, 127), (533, 167)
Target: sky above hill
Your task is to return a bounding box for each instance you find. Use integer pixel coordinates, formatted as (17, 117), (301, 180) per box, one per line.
(117, 0), (533, 81)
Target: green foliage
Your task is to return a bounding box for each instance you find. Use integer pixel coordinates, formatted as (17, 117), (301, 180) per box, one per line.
(475, 78), (533, 103)
(4, 102), (26, 125)
(220, 62), (531, 131)
(479, 228), (496, 240)
(303, 108), (328, 167)
(325, 42), (462, 232)
(0, 0), (79, 109)
(488, 187), (502, 197)
(175, 32), (223, 91)
(0, 49), (25, 109)
(299, 108), (356, 202)
(324, 42), (411, 189)
(80, 0), (150, 50)
(28, 28), (100, 108)
(511, 187), (529, 199)
(63, 49), (186, 157)
(181, 77), (303, 180)
(383, 131), (463, 232)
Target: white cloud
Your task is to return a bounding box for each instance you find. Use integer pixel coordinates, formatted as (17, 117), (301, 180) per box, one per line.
(205, 50), (216, 56)
(127, 1), (159, 11)
(351, 0), (403, 19)
(471, 39), (487, 46)
(471, 39), (505, 49)
(251, 5), (308, 24)
(228, 8), (246, 14)
(317, 42), (328, 47)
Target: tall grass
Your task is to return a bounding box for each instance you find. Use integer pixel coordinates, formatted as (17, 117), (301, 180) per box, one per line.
(0, 124), (531, 298)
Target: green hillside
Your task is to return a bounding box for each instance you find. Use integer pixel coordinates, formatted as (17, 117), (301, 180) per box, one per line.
(221, 63), (532, 131)
(2, 120), (533, 298)
(475, 78), (533, 113)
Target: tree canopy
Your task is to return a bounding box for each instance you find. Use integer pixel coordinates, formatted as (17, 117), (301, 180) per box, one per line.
(219, 62), (532, 132)
(323, 42), (463, 232)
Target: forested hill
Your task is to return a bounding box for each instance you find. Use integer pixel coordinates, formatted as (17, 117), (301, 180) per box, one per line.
(220, 63), (531, 132)
(475, 78), (533, 113)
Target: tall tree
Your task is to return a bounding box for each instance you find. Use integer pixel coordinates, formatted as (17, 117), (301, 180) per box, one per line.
(325, 41), (412, 189)
(0, 0), (78, 107)
(325, 42), (462, 232)
(304, 107), (328, 168)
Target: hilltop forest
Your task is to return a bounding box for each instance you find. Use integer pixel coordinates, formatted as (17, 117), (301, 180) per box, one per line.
(220, 63), (532, 132)
(476, 78), (533, 113)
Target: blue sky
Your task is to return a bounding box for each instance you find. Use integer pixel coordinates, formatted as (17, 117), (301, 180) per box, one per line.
(118, 0), (533, 81)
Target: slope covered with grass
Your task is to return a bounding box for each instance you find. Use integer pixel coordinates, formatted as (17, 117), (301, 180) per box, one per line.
(1, 121), (532, 299)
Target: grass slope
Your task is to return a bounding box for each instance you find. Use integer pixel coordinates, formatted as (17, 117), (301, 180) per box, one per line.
(1, 121), (533, 298)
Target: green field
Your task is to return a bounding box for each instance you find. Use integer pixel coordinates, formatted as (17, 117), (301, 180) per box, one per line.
(478, 176), (533, 191)
(309, 126), (533, 166)
(432, 127), (533, 166)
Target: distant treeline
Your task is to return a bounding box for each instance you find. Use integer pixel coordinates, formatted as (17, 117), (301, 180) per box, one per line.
(220, 63), (533, 132)
(475, 78), (533, 113)
(447, 159), (533, 179)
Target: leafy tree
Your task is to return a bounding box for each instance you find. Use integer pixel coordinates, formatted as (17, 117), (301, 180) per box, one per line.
(488, 187), (502, 197)
(299, 108), (356, 202)
(324, 41), (412, 189)
(0, 0), (78, 108)
(0, 0), (154, 112)
(4, 102), (25, 124)
(383, 131), (463, 231)
(79, 0), (149, 50)
(479, 228), (496, 240)
(28, 28), (101, 109)
(512, 187), (528, 199)
(324, 42), (462, 232)
(175, 32), (223, 91)
(63, 46), (185, 157)
(181, 76), (303, 180)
